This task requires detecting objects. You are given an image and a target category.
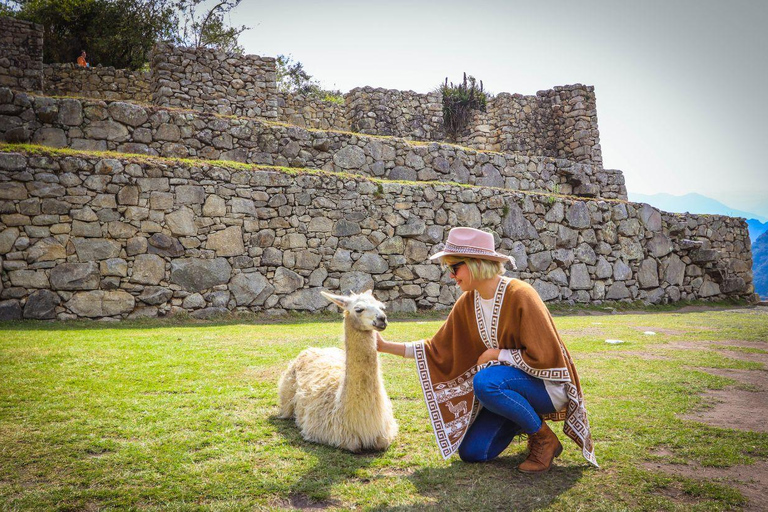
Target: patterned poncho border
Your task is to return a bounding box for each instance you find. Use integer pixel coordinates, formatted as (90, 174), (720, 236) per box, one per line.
(413, 277), (598, 467)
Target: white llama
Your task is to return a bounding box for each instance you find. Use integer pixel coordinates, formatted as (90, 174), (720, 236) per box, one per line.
(277, 290), (398, 452)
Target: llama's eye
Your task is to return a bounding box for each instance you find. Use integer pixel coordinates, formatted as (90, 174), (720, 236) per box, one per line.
(354, 308), (364, 313)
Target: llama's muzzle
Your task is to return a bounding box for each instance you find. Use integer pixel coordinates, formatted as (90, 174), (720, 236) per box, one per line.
(373, 315), (388, 331)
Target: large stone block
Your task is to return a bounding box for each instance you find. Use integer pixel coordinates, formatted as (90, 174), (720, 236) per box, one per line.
(9, 270), (49, 289)
(72, 238), (121, 261)
(280, 288), (328, 311)
(206, 226), (244, 257)
(26, 237), (65, 262)
(229, 272), (272, 306)
(66, 290), (135, 317)
(0, 300), (22, 321)
(50, 262), (100, 290)
(166, 207), (197, 236)
(131, 254), (165, 285)
(23, 289), (60, 319)
(170, 258), (231, 292)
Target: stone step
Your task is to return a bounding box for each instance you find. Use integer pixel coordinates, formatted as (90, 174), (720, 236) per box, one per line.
(0, 88), (627, 201)
(0, 144), (752, 321)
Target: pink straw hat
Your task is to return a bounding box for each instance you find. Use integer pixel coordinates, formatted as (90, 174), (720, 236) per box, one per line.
(429, 227), (517, 268)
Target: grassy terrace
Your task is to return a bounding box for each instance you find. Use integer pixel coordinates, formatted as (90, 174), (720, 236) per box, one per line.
(1, 306), (767, 510)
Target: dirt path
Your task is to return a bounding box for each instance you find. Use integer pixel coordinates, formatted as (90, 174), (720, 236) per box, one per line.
(624, 310), (768, 510)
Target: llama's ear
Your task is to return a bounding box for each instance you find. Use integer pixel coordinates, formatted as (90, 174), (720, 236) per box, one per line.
(320, 290), (351, 309)
(362, 289), (374, 297)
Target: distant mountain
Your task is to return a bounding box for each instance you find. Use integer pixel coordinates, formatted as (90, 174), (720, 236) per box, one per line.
(628, 192), (768, 243)
(753, 231), (768, 299)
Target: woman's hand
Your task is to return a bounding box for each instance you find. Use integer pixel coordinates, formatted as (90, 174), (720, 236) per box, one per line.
(375, 331), (385, 352)
(477, 348), (501, 366)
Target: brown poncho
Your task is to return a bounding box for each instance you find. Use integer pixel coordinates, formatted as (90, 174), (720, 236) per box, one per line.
(413, 277), (598, 466)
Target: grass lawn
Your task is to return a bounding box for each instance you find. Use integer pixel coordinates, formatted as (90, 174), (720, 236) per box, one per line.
(1, 306), (767, 511)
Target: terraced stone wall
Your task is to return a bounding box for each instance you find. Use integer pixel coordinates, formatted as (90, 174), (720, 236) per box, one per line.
(277, 92), (348, 131)
(149, 42), (278, 118)
(0, 17), (43, 94)
(345, 87), (445, 141)
(0, 88), (626, 200)
(0, 148), (753, 321)
(43, 64), (150, 102)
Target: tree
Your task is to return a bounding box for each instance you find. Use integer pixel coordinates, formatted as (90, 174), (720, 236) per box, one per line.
(177, 0), (249, 54)
(275, 54), (343, 102)
(4, 0), (249, 69)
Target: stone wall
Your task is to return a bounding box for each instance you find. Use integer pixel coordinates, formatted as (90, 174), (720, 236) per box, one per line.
(277, 92), (348, 131)
(0, 17), (43, 94)
(0, 147), (753, 321)
(43, 64), (150, 102)
(345, 87), (445, 141)
(150, 42), (278, 119)
(0, 88), (626, 200)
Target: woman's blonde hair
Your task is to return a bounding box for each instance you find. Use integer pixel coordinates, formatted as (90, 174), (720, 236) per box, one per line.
(441, 255), (505, 281)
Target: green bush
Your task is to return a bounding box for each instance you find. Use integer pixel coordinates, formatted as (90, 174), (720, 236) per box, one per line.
(439, 73), (489, 141)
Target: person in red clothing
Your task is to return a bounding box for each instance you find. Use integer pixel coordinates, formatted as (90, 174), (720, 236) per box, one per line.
(76, 50), (89, 68)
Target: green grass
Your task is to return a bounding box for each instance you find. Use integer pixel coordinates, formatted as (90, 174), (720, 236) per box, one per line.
(1, 308), (767, 510)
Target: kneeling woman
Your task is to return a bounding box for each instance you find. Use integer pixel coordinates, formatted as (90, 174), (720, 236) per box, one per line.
(377, 227), (597, 472)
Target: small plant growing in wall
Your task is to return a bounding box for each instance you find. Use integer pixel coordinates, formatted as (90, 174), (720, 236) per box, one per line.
(439, 73), (488, 141)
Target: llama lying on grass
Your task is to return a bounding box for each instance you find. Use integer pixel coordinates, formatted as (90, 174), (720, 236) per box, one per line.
(277, 290), (398, 452)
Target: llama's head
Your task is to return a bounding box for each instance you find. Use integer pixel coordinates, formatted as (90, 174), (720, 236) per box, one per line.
(321, 289), (388, 332)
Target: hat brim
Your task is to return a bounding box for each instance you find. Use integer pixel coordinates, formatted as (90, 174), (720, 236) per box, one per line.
(429, 250), (516, 265)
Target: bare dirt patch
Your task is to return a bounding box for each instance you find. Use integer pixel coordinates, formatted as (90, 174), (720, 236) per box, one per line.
(644, 460), (768, 511)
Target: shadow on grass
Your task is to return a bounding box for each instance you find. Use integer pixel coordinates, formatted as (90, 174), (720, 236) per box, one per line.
(377, 455), (586, 511)
(268, 416), (387, 508)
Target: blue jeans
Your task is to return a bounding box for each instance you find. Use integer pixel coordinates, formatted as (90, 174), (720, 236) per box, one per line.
(459, 365), (556, 462)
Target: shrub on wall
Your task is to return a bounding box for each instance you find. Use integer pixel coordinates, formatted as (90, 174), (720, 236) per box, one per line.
(439, 73), (488, 141)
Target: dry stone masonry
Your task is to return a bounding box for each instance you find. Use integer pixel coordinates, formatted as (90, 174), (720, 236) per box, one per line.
(43, 64), (151, 102)
(0, 148), (753, 321)
(0, 88), (626, 199)
(150, 42), (279, 119)
(0, 15), (756, 320)
(0, 17), (43, 94)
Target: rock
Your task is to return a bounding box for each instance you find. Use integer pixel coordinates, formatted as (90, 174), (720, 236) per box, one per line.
(281, 288), (329, 311)
(182, 293), (205, 309)
(100, 258), (128, 277)
(203, 195), (226, 217)
(548, 267), (568, 286)
(575, 243), (597, 265)
(139, 286), (173, 305)
(58, 99), (83, 126)
(117, 185), (139, 206)
(405, 239), (429, 262)
(166, 207), (197, 236)
(9, 270), (49, 289)
(66, 290), (135, 317)
(230, 272), (273, 306)
(131, 254), (165, 285)
(50, 262), (100, 290)
(532, 280), (560, 301)
(638, 259), (659, 289)
(0, 300), (22, 321)
(639, 204), (662, 231)
(662, 254), (685, 286)
(23, 290), (60, 319)
(148, 233), (184, 257)
(396, 219), (426, 237)
(699, 280), (721, 298)
(84, 120), (129, 141)
(352, 253), (388, 274)
(389, 298), (417, 313)
(32, 127), (67, 147)
(273, 267), (304, 294)
(72, 238), (121, 261)
(569, 263), (592, 290)
(613, 260), (632, 281)
(0, 227), (19, 254)
(340, 272), (374, 294)
(176, 185), (205, 204)
(333, 145), (366, 169)
(206, 226), (245, 257)
(453, 203), (482, 227)
(378, 236), (405, 255)
(294, 250), (322, 270)
(308, 217), (333, 233)
(529, 251), (553, 272)
(170, 258), (231, 292)
(155, 123), (181, 142)
(565, 202), (591, 228)
(333, 219), (361, 237)
(26, 237), (66, 262)
(596, 257), (612, 279)
(646, 233), (672, 258)
(0, 182), (28, 200)
(389, 166), (417, 181)
(108, 102), (148, 127)
(605, 282), (631, 300)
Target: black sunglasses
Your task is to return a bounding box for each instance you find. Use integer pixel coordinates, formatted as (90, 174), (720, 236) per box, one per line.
(447, 261), (466, 275)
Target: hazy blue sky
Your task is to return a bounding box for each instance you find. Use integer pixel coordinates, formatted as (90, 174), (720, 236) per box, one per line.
(233, 0), (768, 217)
